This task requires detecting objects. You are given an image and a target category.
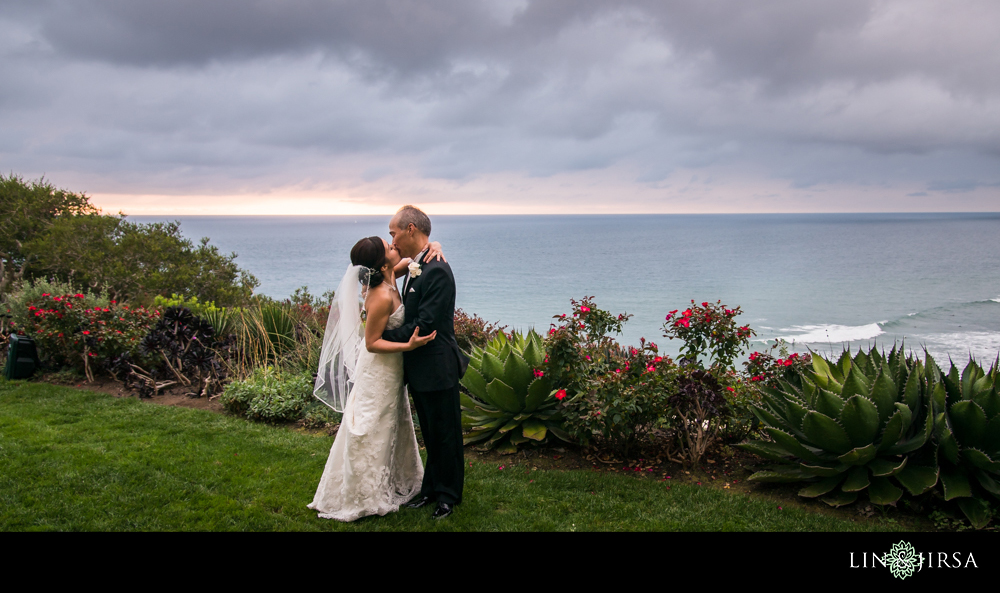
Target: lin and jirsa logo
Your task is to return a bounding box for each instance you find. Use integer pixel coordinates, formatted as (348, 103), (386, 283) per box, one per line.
(850, 540), (978, 579)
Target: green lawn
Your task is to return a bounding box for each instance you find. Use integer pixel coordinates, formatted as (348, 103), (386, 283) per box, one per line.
(0, 379), (909, 531)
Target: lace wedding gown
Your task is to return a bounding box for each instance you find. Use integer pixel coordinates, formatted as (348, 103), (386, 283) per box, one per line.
(308, 305), (423, 521)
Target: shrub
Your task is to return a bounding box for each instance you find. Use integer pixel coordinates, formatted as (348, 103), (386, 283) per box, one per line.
(0, 174), (97, 298)
(108, 306), (230, 398)
(25, 291), (157, 382)
(220, 366), (314, 423)
(544, 298), (675, 458)
(454, 309), (507, 354)
(667, 366), (730, 467)
(557, 342), (677, 459)
(662, 300), (754, 370)
(25, 214), (259, 306)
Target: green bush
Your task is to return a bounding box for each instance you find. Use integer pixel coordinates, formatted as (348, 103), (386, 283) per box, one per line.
(25, 214), (259, 306)
(220, 366), (313, 423)
(0, 174), (97, 298)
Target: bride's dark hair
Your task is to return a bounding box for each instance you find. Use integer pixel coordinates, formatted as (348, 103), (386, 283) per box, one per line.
(350, 236), (387, 287)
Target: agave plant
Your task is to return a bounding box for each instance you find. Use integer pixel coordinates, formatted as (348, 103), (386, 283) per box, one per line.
(931, 356), (1000, 528)
(460, 329), (570, 453)
(740, 345), (937, 507)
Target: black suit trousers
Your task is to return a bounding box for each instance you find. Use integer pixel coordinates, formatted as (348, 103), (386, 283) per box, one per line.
(410, 384), (464, 505)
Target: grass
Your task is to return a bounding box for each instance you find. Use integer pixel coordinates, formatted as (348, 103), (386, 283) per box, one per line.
(0, 378), (910, 532)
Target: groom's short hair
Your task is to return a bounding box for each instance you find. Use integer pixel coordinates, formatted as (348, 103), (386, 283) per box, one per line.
(396, 205), (431, 236)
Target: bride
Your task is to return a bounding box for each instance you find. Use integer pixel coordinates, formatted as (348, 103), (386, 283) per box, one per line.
(308, 236), (443, 522)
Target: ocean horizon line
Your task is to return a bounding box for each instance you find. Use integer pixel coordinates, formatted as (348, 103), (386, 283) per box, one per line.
(128, 211), (1000, 218)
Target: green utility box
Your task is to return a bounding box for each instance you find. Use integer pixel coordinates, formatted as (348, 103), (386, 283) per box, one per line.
(4, 334), (40, 380)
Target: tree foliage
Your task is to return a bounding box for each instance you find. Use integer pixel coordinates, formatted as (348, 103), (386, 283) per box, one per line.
(1, 174), (258, 306)
(0, 174), (97, 295)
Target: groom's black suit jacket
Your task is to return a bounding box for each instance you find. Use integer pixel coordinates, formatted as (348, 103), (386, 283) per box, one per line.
(382, 253), (469, 392)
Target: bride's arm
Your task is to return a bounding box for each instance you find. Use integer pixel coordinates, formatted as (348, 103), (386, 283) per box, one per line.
(392, 241), (445, 277)
(364, 290), (436, 353)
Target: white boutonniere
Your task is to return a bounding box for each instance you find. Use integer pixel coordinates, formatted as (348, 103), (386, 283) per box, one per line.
(408, 260), (422, 279)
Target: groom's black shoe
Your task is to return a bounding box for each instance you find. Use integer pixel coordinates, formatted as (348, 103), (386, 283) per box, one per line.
(404, 495), (433, 509)
(431, 502), (453, 520)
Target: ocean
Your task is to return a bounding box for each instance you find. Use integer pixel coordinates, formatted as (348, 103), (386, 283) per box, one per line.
(132, 213), (1000, 365)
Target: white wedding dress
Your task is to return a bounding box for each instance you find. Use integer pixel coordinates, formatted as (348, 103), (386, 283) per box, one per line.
(308, 304), (424, 521)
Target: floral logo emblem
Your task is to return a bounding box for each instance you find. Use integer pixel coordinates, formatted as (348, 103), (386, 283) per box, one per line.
(886, 541), (919, 580)
(408, 260), (422, 279)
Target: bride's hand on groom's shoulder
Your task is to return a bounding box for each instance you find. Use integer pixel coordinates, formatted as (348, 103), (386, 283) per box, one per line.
(406, 326), (437, 350)
(425, 241), (446, 263)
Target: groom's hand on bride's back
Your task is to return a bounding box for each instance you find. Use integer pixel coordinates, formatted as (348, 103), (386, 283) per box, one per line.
(407, 326), (437, 350)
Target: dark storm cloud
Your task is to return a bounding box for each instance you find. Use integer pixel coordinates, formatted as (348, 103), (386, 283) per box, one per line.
(2, 0), (1000, 203)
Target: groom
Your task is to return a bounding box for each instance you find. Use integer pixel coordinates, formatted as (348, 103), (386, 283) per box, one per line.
(382, 205), (468, 519)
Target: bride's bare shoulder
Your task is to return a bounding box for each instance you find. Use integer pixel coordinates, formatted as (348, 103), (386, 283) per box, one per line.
(364, 285), (394, 321)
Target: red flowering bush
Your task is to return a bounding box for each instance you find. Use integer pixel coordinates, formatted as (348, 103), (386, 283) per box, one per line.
(743, 347), (812, 388)
(558, 341), (679, 458)
(543, 298), (680, 457)
(543, 296), (631, 397)
(27, 292), (159, 381)
(662, 300), (755, 371)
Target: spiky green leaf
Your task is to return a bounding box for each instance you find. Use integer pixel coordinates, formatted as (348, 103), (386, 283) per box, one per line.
(867, 476), (903, 504)
(799, 475), (845, 498)
(486, 379), (523, 414)
(895, 464), (938, 496)
(837, 444), (878, 466)
(868, 456), (907, 477)
(841, 466), (870, 492)
(521, 419), (547, 441)
(801, 411), (853, 454)
(950, 400), (987, 448)
(840, 395), (880, 447)
(940, 467), (973, 500)
(821, 489), (858, 507)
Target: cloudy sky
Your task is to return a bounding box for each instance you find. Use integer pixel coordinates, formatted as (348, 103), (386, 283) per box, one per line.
(2, 0), (999, 214)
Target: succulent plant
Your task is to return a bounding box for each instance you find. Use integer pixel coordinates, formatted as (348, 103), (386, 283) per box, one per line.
(740, 345), (937, 507)
(460, 329), (570, 454)
(931, 356), (1000, 528)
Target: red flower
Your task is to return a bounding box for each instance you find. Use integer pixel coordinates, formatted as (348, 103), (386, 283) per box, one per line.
(726, 386), (735, 392)
(702, 302), (709, 307)
(683, 309), (692, 317)
(675, 318), (690, 328)
(654, 356), (662, 362)
(82, 331), (90, 335)
(554, 389), (567, 401)
(533, 369), (544, 378)
(75, 294), (84, 298)
(580, 306), (590, 313)
(585, 355), (591, 361)
(646, 365), (656, 372)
